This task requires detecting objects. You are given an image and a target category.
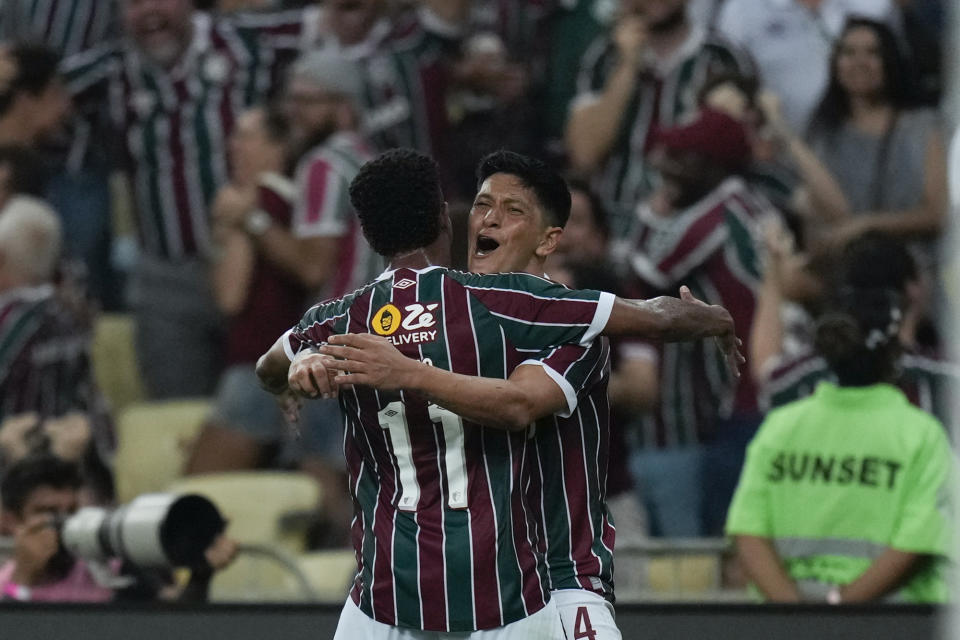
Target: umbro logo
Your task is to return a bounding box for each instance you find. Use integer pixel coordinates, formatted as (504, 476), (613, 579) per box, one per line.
(394, 278), (416, 290)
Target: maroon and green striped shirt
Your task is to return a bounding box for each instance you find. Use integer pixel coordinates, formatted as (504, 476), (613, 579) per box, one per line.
(526, 339), (617, 598)
(284, 267), (614, 631)
(627, 177), (771, 442)
(62, 9), (314, 260)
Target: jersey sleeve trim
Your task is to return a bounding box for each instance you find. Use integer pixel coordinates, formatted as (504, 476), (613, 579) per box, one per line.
(583, 291), (615, 346)
(282, 328), (298, 362)
(519, 359), (578, 418)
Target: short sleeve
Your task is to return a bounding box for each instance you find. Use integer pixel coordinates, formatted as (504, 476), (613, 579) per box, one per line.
(293, 155), (352, 238)
(725, 433), (775, 537)
(450, 271), (614, 350)
(283, 300), (344, 361)
(521, 340), (609, 418)
(890, 422), (955, 557)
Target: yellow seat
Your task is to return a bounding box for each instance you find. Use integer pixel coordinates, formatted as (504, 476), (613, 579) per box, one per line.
(647, 554), (721, 596)
(114, 399), (211, 503)
(297, 549), (357, 603)
(167, 472), (322, 602)
(91, 313), (145, 413)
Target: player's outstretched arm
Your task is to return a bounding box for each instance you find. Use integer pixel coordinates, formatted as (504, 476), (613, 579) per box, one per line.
(320, 334), (567, 431)
(256, 336), (293, 395)
(605, 286), (744, 376)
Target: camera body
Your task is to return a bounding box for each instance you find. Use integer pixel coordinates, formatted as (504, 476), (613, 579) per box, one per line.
(62, 493), (225, 569)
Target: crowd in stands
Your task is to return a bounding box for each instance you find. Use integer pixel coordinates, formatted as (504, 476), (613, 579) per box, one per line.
(0, 0), (954, 604)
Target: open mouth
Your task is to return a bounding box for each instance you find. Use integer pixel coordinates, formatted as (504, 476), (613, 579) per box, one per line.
(474, 235), (500, 257)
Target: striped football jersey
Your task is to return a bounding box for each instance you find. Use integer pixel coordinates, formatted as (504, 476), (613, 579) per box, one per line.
(284, 266), (614, 631)
(526, 339), (617, 597)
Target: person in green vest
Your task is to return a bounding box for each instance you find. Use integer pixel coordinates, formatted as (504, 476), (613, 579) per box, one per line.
(726, 287), (955, 603)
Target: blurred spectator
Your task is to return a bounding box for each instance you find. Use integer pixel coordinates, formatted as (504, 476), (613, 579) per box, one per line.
(0, 196), (113, 503)
(0, 1), (117, 59)
(624, 108), (776, 535)
(186, 103), (350, 545)
(61, 0), (319, 398)
(446, 31), (538, 198)
(284, 51), (378, 300)
(716, 0), (900, 133)
(727, 288), (954, 603)
(754, 232), (958, 432)
(543, 185), (649, 543)
(806, 18), (946, 247)
(566, 0), (751, 236)
(698, 75), (851, 238)
(539, 0), (613, 150)
(0, 454), (237, 602)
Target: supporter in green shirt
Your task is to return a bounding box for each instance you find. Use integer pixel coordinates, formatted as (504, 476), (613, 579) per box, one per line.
(727, 288), (955, 604)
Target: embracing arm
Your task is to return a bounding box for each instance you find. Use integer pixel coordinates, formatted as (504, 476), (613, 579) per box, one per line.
(256, 335), (294, 395)
(317, 334), (566, 431)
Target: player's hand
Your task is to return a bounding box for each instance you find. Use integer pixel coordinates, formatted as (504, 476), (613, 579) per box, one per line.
(679, 286), (745, 378)
(319, 334), (422, 391)
(288, 351), (340, 399)
(11, 514), (60, 586)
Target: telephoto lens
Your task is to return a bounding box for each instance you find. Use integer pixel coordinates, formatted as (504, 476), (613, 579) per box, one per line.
(61, 493), (225, 569)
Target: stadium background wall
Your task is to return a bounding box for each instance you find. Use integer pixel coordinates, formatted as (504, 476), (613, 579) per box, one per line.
(0, 603), (941, 639)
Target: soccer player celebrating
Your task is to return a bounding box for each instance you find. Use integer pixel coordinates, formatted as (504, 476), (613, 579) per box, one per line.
(257, 149), (741, 638)
(314, 151), (721, 638)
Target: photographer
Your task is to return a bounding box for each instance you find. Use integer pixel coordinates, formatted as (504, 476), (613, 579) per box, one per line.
(0, 455), (237, 602)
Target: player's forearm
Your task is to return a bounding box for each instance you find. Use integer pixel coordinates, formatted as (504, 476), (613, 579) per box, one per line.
(735, 535), (802, 603)
(256, 337), (292, 395)
(605, 296), (734, 343)
(838, 549), (923, 603)
(408, 366), (541, 431)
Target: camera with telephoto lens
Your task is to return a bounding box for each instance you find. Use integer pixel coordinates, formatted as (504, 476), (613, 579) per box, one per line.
(59, 493), (225, 569)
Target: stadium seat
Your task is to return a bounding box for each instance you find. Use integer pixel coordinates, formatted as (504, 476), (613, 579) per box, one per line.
(91, 313), (145, 413)
(167, 472), (323, 601)
(114, 399), (211, 503)
(297, 549), (357, 603)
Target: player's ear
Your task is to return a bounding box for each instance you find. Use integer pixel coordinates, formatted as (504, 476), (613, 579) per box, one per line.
(535, 226), (563, 259)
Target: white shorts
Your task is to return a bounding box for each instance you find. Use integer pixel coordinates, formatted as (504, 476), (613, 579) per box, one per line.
(333, 596), (565, 639)
(552, 590), (621, 640)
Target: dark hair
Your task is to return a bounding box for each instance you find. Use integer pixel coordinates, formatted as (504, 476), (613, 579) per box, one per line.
(1, 454), (82, 515)
(349, 148), (444, 257)
(814, 288), (902, 387)
(565, 177), (610, 240)
(476, 150), (571, 228)
(808, 18), (913, 136)
(840, 232), (917, 293)
(0, 43), (62, 117)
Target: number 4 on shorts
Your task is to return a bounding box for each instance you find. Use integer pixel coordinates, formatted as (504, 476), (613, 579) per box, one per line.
(574, 606), (597, 640)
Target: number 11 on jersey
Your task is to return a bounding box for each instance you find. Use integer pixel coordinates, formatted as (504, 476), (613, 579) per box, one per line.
(378, 401), (469, 511)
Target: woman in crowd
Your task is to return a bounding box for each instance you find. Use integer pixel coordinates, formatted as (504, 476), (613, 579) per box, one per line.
(726, 287), (953, 603)
(806, 18), (947, 246)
